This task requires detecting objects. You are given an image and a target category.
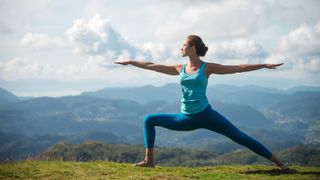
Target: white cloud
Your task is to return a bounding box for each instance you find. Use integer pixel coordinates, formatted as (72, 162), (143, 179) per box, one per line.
(273, 22), (320, 73)
(142, 42), (182, 63)
(208, 39), (269, 63)
(154, 0), (266, 42)
(0, 58), (53, 80)
(1, 0), (320, 94)
(0, 57), (144, 81)
(18, 33), (66, 50)
(143, 39), (270, 65)
(66, 14), (151, 62)
(0, 58), (76, 80)
(293, 57), (320, 73)
(278, 22), (320, 57)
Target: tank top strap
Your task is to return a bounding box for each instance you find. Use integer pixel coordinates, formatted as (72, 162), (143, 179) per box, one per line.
(180, 64), (187, 74)
(199, 62), (207, 71)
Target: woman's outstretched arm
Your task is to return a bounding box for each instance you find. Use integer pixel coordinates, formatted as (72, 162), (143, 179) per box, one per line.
(207, 63), (284, 75)
(114, 60), (182, 75)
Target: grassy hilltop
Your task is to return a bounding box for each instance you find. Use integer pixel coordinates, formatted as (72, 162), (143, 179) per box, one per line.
(0, 161), (319, 180)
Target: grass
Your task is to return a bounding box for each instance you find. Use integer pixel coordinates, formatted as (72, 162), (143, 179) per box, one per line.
(0, 161), (319, 179)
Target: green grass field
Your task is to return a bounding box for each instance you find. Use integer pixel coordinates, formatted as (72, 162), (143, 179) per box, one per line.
(0, 161), (319, 179)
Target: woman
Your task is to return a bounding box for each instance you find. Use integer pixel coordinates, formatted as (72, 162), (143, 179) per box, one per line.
(114, 35), (288, 170)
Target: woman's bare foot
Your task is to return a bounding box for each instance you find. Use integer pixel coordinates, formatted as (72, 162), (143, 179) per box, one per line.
(133, 159), (155, 168)
(269, 155), (289, 170)
(280, 164), (290, 171)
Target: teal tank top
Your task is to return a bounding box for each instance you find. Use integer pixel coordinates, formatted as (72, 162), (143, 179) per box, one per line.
(179, 62), (209, 114)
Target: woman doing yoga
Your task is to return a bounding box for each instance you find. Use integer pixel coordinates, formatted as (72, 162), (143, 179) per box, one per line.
(114, 35), (288, 170)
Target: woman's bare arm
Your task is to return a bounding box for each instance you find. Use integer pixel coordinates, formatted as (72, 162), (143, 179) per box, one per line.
(114, 60), (181, 75)
(207, 63), (283, 75)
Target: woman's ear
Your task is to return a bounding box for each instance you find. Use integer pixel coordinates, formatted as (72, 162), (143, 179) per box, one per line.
(189, 45), (196, 53)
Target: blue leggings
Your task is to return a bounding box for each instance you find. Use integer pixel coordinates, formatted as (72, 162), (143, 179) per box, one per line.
(143, 105), (273, 159)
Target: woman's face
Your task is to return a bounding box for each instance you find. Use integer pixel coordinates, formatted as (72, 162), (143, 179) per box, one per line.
(181, 39), (193, 57)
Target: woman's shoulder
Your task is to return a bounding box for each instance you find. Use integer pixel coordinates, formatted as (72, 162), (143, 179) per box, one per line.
(204, 61), (220, 66)
(175, 64), (184, 73)
(204, 62), (224, 70)
(203, 61), (221, 78)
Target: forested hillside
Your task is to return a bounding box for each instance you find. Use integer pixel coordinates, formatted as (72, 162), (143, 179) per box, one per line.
(0, 84), (319, 163)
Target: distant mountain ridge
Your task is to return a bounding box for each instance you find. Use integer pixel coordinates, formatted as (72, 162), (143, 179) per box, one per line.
(81, 83), (320, 110)
(0, 88), (20, 107)
(0, 84), (319, 162)
(81, 83), (181, 104)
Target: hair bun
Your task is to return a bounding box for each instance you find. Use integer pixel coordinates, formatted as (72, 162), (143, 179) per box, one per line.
(187, 35), (208, 57)
(199, 43), (208, 57)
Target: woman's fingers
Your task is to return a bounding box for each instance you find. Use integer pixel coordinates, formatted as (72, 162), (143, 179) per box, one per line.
(266, 63), (284, 69)
(114, 61), (129, 65)
(275, 63), (284, 66)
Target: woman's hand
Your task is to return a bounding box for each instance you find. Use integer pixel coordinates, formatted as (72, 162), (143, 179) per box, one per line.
(114, 61), (131, 65)
(265, 63), (284, 69)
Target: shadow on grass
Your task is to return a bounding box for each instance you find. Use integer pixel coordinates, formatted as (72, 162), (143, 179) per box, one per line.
(242, 169), (320, 176)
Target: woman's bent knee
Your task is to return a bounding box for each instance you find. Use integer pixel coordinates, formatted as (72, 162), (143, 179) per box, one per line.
(144, 114), (157, 127)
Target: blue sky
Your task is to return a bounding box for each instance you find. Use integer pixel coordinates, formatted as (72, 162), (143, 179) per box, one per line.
(0, 0), (319, 96)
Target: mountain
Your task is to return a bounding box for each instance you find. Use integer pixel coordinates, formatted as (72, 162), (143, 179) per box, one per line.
(0, 88), (20, 107)
(0, 88), (278, 134)
(81, 83), (181, 104)
(213, 144), (320, 166)
(209, 84), (286, 94)
(286, 85), (320, 94)
(36, 141), (320, 167)
(81, 83), (293, 110)
(0, 131), (64, 161)
(0, 130), (129, 161)
(0, 96), (144, 137)
(211, 100), (272, 127)
(262, 91), (320, 145)
(207, 85), (287, 110)
(1, 84), (320, 161)
(2, 87), (305, 157)
(267, 91), (320, 123)
(0, 93), (279, 138)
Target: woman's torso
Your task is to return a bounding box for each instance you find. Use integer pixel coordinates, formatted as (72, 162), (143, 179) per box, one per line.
(179, 62), (209, 115)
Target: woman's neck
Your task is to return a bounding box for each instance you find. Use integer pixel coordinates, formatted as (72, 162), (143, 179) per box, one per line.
(188, 55), (203, 68)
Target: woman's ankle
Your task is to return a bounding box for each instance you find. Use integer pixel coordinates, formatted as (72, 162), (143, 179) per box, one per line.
(133, 159), (155, 168)
(269, 155), (284, 168)
(144, 158), (154, 164)
(280, 164), (289, 170)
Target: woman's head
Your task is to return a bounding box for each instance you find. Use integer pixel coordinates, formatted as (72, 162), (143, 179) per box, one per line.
(181, 35), (208, 57)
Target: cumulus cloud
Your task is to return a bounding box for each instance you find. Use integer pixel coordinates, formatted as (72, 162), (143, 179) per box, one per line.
(278, 22), (320, 57)
(0, 57), (105, 80)
(142, 38), (270, 65)
(293, 57), (320, 72)
(18, 33), (66, 49)
(66, 15), (151, 62)
(273, 22), (320, 73)
(0, 57), (143, 81)
(154, 0), (266, 42)
(2, 0), (320, 88)
(0, 58), (53, 80)
(142, 41), (182, 62)
(209, 39), (269, 63)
